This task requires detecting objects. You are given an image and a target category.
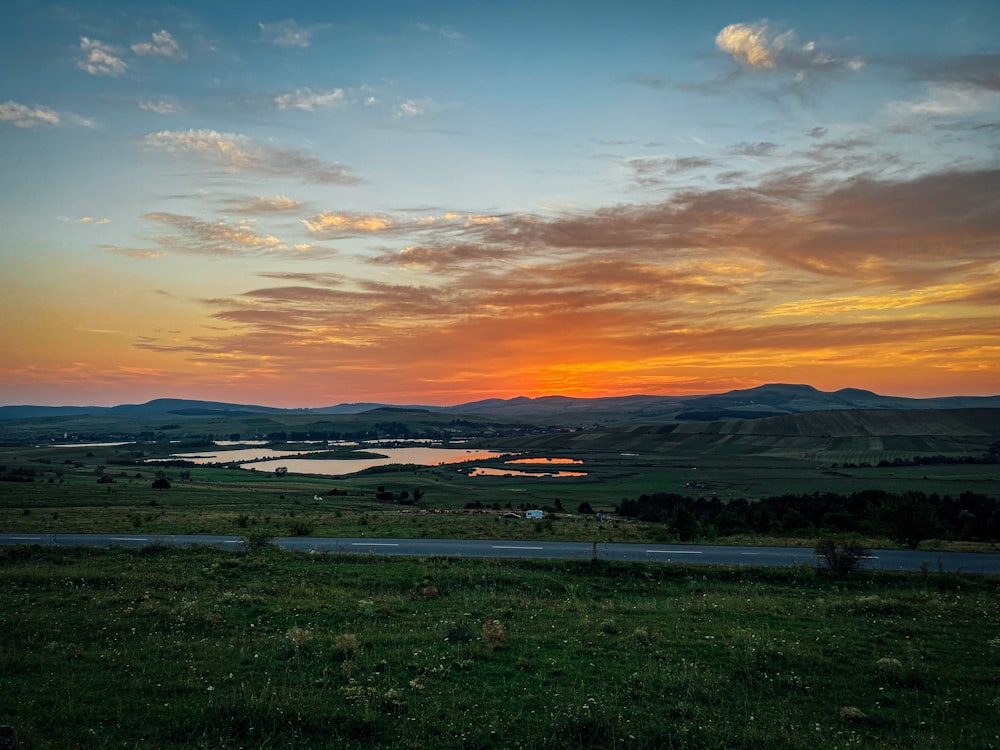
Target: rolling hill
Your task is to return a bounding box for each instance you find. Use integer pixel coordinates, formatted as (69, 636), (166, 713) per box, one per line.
(3, 383), (998, 425)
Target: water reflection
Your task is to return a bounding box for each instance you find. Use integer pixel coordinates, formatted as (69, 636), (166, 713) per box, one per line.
(506, 457), (583, 465)
(243, 447), (507, 476)
(468, 467), (587, 478)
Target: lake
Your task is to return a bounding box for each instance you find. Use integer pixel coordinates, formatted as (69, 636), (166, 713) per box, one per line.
(239, 447), (508, 476)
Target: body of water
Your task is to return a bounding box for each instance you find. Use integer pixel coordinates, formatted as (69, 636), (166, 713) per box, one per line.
(243, 447), (508, 476)
(468, 467), (587, 478)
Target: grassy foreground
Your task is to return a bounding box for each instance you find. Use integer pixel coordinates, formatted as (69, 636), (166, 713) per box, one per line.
(2, 546), (998, 749)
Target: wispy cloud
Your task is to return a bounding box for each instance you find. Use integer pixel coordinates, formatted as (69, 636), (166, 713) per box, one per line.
(77, 216), (110, 225)
(139, 99), (182, 115)
(142, 212), (291, 256)
(259, 19), (330, 48)
(887, 83), (1000, 118)
(0, 100), (94, 128)
(301, 210), (502, 238)
(101, 245), (165, 259)
(415, 22), (464, 43)
(222, 195), (304, 214)
(728, 141), (781, 157)
(77, 36), (127, 77)
(101, 213), (330, 261)
(302, 212), (397, 235)
(142, 129), (361, 184)
(625, 156), (716, 186)
(912, 54), (1000, 92)
(131, 30), (185, 60)
(393, 98), (435, 119)
(274, 88), (345, 111)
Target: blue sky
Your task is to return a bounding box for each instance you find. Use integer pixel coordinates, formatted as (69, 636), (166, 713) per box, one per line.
(2, 0), (998, 406)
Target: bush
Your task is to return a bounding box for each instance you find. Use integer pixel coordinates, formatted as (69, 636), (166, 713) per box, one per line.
(814, 537), (869, 576)
(482, 617), (506, 651)
(241, 531), (273, 553)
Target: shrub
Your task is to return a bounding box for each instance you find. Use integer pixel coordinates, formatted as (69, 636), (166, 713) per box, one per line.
(814, 536), (869, 576)
(874, 657), (905, 683)
(482, 617), (506, 651)
(241, 531), (273, 552)
(333, 633), (360, 659)
(286, 626), (314, 648)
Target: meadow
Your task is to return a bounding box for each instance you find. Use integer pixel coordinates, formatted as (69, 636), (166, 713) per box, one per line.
(1, 439), (997, 548)
(2, 544), (998, 749)
(2, 411), (998, 747)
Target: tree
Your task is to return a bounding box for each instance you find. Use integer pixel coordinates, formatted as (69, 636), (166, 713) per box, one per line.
(151, 477), (171, 490)
(274, 466), (288, 477)
(577, 501), (594, 514)
(669, 505), (699, 541)
(871, 492), (942, 548)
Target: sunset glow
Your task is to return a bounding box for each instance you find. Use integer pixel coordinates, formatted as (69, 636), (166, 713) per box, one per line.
(2, 1), (998, 406)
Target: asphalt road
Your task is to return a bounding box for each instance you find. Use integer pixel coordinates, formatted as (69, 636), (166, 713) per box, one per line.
(2, 533), (999, 573)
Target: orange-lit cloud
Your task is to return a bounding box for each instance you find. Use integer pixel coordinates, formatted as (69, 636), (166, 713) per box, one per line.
(102, 213), (335, 259)
(103, 162), (994, 403)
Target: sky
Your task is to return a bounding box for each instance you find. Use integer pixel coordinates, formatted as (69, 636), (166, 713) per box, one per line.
(1, 0), (999, 407)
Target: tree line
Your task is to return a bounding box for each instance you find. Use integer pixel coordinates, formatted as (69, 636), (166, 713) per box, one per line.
(615, 489), (1000, 547)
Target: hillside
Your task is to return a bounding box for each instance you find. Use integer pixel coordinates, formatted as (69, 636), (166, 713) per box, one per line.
(4, 383), (999, 427)
(484, 407), (1000, 459)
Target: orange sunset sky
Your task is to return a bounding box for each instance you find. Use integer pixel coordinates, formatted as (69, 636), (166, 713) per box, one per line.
(2, 1), (998, 406)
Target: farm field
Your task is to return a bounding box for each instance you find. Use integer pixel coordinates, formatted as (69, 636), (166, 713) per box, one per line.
(2, 439), (998, 548)
(2, 544), (998, 749)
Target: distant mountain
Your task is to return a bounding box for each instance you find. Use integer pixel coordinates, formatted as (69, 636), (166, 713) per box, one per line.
(0, 398), (293, 421)
(451, 384), (1000, 424)
(2, 384), (998, 425)
(107, 398), (291, 416)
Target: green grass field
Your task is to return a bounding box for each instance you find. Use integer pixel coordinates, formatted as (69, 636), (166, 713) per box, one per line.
(2, 545), (998, 749)
(2, 441), (998, 548)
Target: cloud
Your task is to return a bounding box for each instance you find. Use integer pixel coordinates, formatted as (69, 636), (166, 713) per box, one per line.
(0, 101), (59, 128)
(302, 212), (398, 235)
(259, 19), (330, 48)
(104, 212), (332, 261)
(77, 36), (127, 77)
(123, 159), (1000, 400)
(274, 88), (345, 111)
(131, 30), (185, 60)
(715, 20), (864, 76)
(142, 212), (291, 256)
(716, 21), (785, 69)
(914, 54), (1000, 92)
(625, 156), (716, 186)
(101, 245), (165, 259)
(139, 99), (182, 115)
(624, 74), (670, 90)
(393, 98), (434, 119)
(77, 216), (110, 225)
(103, 213), (332, 261)
(222, 195), (304, 214)
(415, 22), (465, 44)
(728, 141), (780, 157)
(301, 210), (503, 238)
(1, 100), (88, 129)
(887, 83), (1000, 118)
(143, 129), (361, 184)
